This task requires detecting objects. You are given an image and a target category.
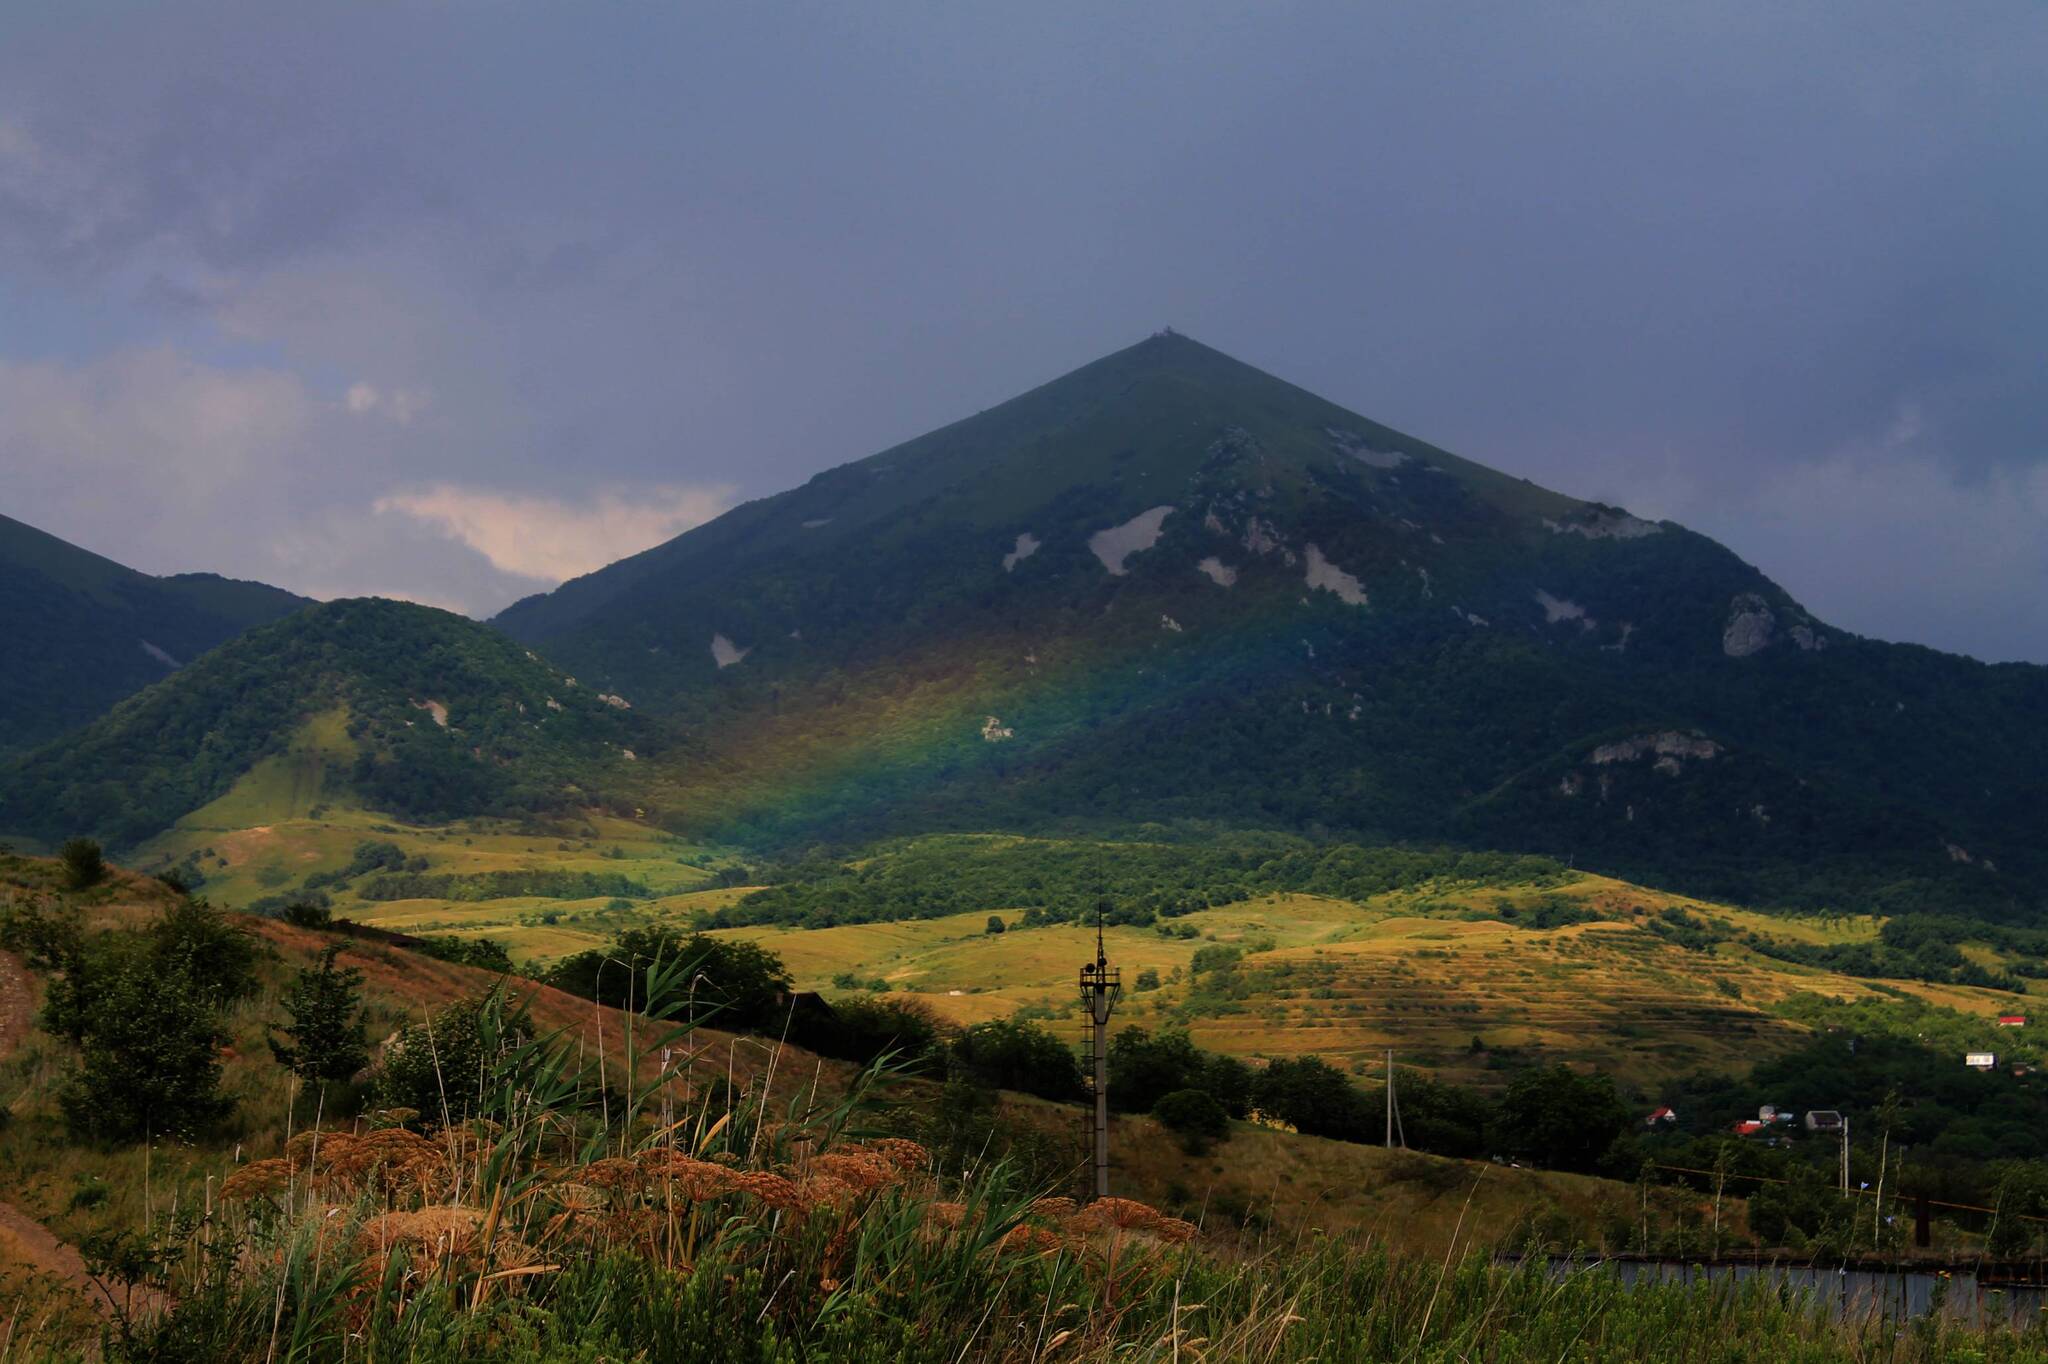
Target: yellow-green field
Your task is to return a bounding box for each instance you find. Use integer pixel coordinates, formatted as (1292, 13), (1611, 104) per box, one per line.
(116, 742), (2044, 1094)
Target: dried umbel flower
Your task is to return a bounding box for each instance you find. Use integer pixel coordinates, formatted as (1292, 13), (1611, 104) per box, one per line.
(924, 1201), (970, 1231)
(1065, 1197), (1200, 1246)
(862, 1138), (930, 1173)
(635, 1149), (740, 1200)
(998, 1223), (1065, 1256)
(579, 1157), (646, 1193)
(805, 1151), (908, 1195)
(794, 1174), (858, 1210)
(725, 1171), (805, 1211)
(221, 1158), (296, 1202)
(357, 1206), (537, 1271)
(359, 1206), (487, 1257)
(1029, 1197), (1079, 1221)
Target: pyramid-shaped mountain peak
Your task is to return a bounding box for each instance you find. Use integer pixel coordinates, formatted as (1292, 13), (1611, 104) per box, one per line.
(16, 340), (2042, 921)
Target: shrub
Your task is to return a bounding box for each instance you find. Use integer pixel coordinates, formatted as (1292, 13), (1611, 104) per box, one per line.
(985, 915), (1006, 935)
(372, 992), (533, 1128)
(1153, 1088), (1230, 1153)
(60, 949), (230, 1140)
(59, 838), (105, 890)
(281, 898), (334, 929)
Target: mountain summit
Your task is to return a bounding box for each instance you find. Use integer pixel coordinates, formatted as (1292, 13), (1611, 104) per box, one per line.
(491, 333), (2045, 916)
(8, 336), (2041, 917)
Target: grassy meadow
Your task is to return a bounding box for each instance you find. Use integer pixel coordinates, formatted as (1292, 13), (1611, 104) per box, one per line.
(125, 751), (2045, 1096)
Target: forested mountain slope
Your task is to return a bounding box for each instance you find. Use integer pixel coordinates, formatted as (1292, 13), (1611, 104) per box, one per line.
(0, 598), (643, 848)
(0, 511), (309, 754)
(495, 333), (2048, 917)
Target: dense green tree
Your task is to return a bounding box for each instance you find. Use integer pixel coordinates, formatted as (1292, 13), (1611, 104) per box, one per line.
(820, 995), (950, 1069)
(547, 927), (792, 1029)
(1252, 1055), (1371, 1141)
(952, 1018), (1082, 1100)
(373, 992), (533, 1128)
(1497, 1065), (1634, 1175)
(1152, 1088), (1229, 1153)
(59, 838), (104, 890)
(150, 898), (259, 1010)
(60, 952), (229, 1140)
(268, 946), (370, 1087)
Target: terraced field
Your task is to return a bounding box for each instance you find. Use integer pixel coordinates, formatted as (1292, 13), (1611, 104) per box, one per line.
(715, 877), (2043, 1091)
(115, 744), (2043, 1093)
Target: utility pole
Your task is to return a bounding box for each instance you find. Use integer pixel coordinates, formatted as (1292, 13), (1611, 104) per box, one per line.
(1078, 901), (1122, 1201)
(1840, 1115), (1850, 1193)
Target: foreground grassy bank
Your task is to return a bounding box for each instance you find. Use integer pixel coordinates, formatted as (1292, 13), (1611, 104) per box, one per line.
(8, 985), (2044, 1364)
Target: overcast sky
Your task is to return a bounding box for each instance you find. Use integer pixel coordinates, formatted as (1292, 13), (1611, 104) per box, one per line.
(2, 2), (2043, 661)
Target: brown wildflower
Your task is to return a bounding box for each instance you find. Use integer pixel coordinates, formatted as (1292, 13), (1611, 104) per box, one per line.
(999, 1223), (1064, 1255)
(220, 1158), (296, 1202)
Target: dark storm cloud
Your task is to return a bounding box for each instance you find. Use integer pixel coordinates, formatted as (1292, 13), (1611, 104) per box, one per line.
(0, 1), (2041, 659)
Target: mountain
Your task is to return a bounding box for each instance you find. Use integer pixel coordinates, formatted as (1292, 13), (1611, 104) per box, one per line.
(0, 512), (310, 755)
(495, 332), (2048, 917)
(0, 597), (644, 849)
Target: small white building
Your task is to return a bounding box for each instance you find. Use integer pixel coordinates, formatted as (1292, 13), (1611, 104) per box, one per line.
(1965, 1052), (1998, 1071)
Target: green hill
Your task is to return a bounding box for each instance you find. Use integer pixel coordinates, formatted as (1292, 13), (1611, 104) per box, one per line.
(0, 598), (645, 848)
(0, 511), (310, 755)
(493, 332), (2048, 918)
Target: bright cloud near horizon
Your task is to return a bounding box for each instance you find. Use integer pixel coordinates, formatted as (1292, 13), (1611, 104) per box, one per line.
(0, 2), (2043, 654)
(375, 484), (735, 586)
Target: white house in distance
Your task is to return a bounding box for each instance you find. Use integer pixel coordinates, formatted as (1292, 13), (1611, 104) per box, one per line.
(1965, 1052), (1998, 1071)
(1996, 1014), (2028, 1028)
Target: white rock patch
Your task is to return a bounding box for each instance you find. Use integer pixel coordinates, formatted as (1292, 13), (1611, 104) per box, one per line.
(621, 749), (637, 761)
(1196, 556), (1238, 587)
(139, 640), (180, 668)
(981, 716), (1014, 742)
(710, 634), (751, 669)
(1533, 590), (1590, 625)
(802, 518), (832, 529)
(1722, 594), (1776, 657)
(545, 696), (562, 712)
(1326, 427), (1409, 469)
(1002, 532), (1042, 572)
(1544, 510), (1661, 540)
(1160, 614), (1183, 633)
(1589, 731), (1722, 766)
(413, 699), (449, 728)
(597, 693), (632, 709)
(1089, 506), (1175, 575)
(1303, 544), (1369, 606)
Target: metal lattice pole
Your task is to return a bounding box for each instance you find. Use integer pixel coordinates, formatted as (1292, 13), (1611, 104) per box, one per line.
(1079, 901), (1121, 1201)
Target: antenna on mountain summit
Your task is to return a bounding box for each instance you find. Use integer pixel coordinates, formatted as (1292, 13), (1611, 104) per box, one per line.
(1079, 897), (1122, 1201)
